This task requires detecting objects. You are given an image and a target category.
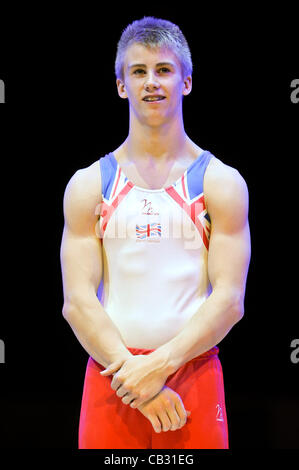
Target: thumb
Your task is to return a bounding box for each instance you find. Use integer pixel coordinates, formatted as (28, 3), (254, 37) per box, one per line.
(187, 410), (191, 417)
(100, 360), (125, 376)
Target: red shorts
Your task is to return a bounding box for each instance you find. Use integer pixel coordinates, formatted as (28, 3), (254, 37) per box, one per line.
(78, 346), (229, 449)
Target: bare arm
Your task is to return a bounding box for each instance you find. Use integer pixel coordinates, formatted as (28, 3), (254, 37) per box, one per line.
(60, 163), (132, 368)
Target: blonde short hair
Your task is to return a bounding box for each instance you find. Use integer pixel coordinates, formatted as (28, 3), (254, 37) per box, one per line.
(115, 16), (193, 81)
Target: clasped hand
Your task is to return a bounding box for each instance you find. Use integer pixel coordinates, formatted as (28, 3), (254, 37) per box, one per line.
(100, 353), (169, 408)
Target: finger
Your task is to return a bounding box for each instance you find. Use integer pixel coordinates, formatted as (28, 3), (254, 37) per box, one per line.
(150, 416), (162, 434)
(129, 398), (144, 409)
(159, 411), (172, 432)
(166, 408), (181, 431)
(129, 392), (152, 408)
(163, 398), (182, 431)
(130, 401), (137, 409)
(115, 385), (129, 398)
(174, 400), (189, 428)
(100, 360), (124, 376)
(111, 374), (123, 391)
(122, 394), (138, 405)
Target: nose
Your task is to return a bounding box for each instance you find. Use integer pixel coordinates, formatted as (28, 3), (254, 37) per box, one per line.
(144, 71), (160, 91)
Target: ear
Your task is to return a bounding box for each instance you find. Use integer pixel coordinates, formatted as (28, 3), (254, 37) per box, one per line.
(116, 78), (128, 99)
(182, 75), (192, 97)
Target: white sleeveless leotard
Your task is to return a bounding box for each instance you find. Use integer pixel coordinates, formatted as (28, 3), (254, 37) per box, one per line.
(96, 150), (214, 348)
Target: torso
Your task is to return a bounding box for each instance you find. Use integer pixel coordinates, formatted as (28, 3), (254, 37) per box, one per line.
(80, 139), (231, 348)
(94, 142), (220, 348)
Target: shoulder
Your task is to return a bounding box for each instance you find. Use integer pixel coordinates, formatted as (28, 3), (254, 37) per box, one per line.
(64, 160), (101, 202)
(63, 160), (102, 230)
(204, 156), (249, 227)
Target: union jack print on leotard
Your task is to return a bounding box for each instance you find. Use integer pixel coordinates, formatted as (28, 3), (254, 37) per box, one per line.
(136, 223), (162, 240)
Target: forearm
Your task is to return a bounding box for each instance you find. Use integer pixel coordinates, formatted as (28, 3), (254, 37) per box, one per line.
(63, 294), (132, 368)
(151, 287), (243, 375)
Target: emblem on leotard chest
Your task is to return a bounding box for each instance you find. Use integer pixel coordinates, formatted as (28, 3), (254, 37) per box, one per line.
(136, 223), (161, 242)
(141, 199), (159, 215)
(137, 199), (161, 242)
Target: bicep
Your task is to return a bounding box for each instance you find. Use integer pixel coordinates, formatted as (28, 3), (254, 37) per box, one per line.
(208, 219), (251, 295)
(60, 228), (102, 303)
(206, 166), (251, 297)
(60, 169), (103, 306)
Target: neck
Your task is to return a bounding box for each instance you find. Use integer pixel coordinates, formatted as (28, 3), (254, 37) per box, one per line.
(124, 111), (189, 161)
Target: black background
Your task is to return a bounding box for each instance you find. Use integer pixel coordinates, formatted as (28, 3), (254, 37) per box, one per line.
(0, 4), (298, 452)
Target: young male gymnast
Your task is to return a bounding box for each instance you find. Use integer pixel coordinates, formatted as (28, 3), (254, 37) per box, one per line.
(60, 16), (251, 449)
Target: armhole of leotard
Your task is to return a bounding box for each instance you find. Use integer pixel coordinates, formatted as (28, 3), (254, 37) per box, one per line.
(203, 153), (216, 223)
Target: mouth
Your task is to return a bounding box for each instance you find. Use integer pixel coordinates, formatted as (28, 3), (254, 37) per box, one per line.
(142, 95), (166, 102)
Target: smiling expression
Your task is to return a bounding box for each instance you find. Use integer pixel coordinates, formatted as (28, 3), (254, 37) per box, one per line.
(116, 43), (192, 127)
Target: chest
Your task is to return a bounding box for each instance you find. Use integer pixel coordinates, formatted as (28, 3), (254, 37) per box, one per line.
(119, 158), (194, 190)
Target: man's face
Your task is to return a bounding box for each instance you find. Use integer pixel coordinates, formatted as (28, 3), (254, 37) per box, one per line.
(117, 43), (192, 127)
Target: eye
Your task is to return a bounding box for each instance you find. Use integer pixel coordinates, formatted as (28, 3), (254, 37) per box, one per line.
(158, 67), (171, 73)
(133, 69), (146, 75)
